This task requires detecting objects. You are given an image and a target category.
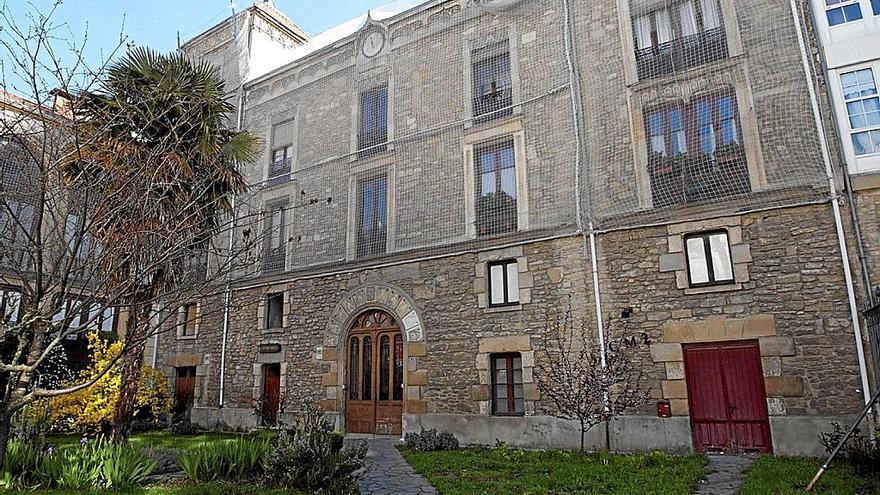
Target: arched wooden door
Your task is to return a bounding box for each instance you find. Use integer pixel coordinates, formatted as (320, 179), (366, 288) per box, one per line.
(346, 310), (404, 435)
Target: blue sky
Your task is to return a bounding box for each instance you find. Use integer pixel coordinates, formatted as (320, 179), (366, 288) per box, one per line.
(6, 0), (388, 68)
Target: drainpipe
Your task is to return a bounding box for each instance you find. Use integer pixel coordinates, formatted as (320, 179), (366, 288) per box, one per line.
(791, 0), (872, 405)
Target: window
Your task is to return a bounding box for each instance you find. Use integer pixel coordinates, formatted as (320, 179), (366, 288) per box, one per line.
(633, 0), (727, 80)
(265, 292), (284, 330)
(356, 174), (388, 258)
(684, 231), (734, 287)
(263, 202), (286, 274)
(0, 288), (21, 323)
(475, 139), (517, 236)
(182, 303), (198, 337)
(487, 260), (520, 306)
(358, 84), (388, 156)
(491, 353), (524, 416)
(841, 68), (880, 156)
(873, 0), (880, 15)
(472, 44), (512, 122)
(269, 120), (295, 185)
(646, 91), (750, 207)
(826, 0), (863, 25)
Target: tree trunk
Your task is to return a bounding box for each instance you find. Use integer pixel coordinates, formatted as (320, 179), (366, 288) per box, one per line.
(110, 303), (151, 442)
(604, 421), (611, 452)
(580, 420), (585, 453)
(0, 412), (11, 470)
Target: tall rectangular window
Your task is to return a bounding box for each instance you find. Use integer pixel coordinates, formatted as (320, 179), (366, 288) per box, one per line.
(633, 0), (727, 80)
(0, 288), (21, 323)
(263, 202), (287, 274)
(182, 303), (198, 337)
(356, 174), (388, 258)
(472, 44), (512, 122)
(684, 231), (734, 287)
(265, 292), (284, 330)
(826, 0), (863, 25)
(841, 68), (880, 156)
(269, 119), (295, 185)
(488, 259), (520, 307)
(358, 84), (388, 156)
(873, 0), (880, 15)
(648, 105), (687, 157)
(492, 353), (524, 416)
(475, 139), (517, 236)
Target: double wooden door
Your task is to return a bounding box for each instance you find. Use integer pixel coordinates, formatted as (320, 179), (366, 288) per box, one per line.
(346, 310), (404, 435)
(683, 341), (772, 454)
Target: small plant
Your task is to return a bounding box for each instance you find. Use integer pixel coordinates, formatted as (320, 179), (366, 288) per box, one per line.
(404, 428), (460, 452)
(819, 422), (880, 477)
(178, 437), (270, 482)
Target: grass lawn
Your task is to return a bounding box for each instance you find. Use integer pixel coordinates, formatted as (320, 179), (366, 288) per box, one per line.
(740, 456), (880, 495)
(1, 482), (297, 495)
(400, 447), (706, 495)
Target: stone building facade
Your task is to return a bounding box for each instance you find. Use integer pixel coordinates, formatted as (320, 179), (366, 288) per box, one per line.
(153, 0), (874, 456)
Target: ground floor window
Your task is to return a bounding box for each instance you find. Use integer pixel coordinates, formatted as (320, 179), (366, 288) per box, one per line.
(491, 353), (524, 416)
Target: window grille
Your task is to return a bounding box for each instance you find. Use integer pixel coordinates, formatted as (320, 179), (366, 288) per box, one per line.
(472, 45), (513, 123)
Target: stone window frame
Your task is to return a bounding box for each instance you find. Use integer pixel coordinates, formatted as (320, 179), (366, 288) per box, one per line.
(256, 286), (290, 333)
(474, 245), (533, 311)
(490, 352), (526, 416)
(615, 0), (745, 86)
(660, 216), (751, 295)
(345, 157), (397, 260)
(350, 69), (395, 160)
(487, 259), (520, 307)
(462, 25), (522, 127)
(650, 314), (801, 417)
(682, 230), (735, 288)
(474, 335), (538, 416)
(164, 354), (206, 408)
(266, 111), (299, 186)
(462, 119), (530, 239)
(176, 302), (200, 340)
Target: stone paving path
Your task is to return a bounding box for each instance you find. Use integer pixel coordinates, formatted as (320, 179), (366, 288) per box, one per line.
(694, 455), (754, 495)
(345, 435), (438, 495)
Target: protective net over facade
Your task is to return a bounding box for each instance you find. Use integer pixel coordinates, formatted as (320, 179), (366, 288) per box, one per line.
(196, 0), (833, 281)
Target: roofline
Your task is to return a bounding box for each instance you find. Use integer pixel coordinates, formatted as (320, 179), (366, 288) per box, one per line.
(245, 0), (447, 88)
(181, 2), (309, 52)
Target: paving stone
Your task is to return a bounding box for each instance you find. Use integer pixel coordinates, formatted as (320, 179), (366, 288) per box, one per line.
(695, 455), (753, 495)
(345, 435), (438, 495)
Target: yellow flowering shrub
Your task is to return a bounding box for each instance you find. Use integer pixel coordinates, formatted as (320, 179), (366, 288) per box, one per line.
(48, 332), (172, 433)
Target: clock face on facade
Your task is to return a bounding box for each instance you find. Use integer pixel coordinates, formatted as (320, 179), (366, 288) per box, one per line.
(363, 31), (385, 57)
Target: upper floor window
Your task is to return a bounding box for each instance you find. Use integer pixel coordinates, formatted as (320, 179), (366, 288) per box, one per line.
(472, 43), (512, 123)
(488, 259), (520, 307)
(475, 139), (517, 236)
(841, 68), (880, 156)
(269, 120), (295, 186)
(646, 91), (750, 207)
(633, 0), (727, 80)
(181, 303), (198, 337)
(491, 353), (524, 416)
(684, 231), (733, 287)
(263, 202), (287, 274)
(265, 292), (284, 330)
(358, 84), (388, 156)
(356, 174), (388, 258)
(826, 0), (863, 25)
(873, 0), (880, 15)
(0, 288), (21, 323)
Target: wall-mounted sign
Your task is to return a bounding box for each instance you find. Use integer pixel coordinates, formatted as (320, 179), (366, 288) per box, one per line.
(259, 343), (282, 354)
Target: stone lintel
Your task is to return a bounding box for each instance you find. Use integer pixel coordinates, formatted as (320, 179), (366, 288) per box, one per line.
(478, 335), (531, 354)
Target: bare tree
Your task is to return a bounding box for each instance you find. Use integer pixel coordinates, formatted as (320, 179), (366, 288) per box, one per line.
(535, 307), (650, 452)
(0, 1), (267, 462)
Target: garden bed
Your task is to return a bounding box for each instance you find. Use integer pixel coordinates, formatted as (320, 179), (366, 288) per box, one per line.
(400, 447), (706, 495)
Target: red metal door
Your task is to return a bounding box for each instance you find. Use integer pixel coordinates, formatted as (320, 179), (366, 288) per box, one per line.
(684, 341), (771, 454)
(262, 363), (281, 426)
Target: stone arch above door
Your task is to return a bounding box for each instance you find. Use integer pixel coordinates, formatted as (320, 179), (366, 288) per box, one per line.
(319, 283), (429, 420)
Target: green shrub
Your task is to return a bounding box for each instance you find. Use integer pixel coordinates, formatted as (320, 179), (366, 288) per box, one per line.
(2, 438), (155, 490)
(404, 428), (460, 452)
(263, 404), (366, 495)
(178, 437), (270, 482)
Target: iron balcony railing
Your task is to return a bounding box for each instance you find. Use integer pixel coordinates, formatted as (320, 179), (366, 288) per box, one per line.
(636, 27), (728, 81)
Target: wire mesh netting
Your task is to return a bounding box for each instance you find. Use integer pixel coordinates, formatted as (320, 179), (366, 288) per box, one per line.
(192, 0), (833, 280)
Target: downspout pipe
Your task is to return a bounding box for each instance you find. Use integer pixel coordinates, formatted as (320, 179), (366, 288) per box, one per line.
(791, 0), (872, 405)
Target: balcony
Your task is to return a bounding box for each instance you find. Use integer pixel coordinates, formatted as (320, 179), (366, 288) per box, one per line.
(649, 143), (750, 208)
(635, 27), (728, 81)
(472, 87), (513, 125)
(267, 157), (292, 187)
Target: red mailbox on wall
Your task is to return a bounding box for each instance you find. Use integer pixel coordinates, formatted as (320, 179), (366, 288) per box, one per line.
(657, 400), (672, 418)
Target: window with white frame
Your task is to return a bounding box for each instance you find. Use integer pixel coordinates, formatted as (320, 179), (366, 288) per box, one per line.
(825, 0), (863, 25)
(487, 259), (520, 306)
(269, 120), (295, 185)
(684, 231), (734, 287)
(842, 68), (880, 156)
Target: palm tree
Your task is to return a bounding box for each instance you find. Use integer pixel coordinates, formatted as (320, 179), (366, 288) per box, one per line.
(65, 47), (260, 440)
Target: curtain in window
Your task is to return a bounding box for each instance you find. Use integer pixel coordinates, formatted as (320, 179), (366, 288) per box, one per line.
(679, 1), (699, 37)
(654, 8), (673, 44)
(700, 0), (722, 30)
(634, 14), (653, 49)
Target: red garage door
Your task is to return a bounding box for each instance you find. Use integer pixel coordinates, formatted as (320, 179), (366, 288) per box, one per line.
(683, 341), (772, 454)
